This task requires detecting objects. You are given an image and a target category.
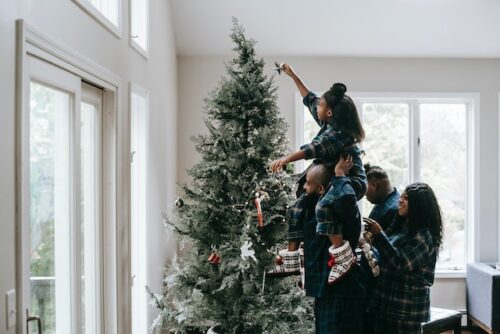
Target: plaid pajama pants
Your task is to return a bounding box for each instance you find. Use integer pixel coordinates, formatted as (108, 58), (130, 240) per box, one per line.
(314, 297), (365, 334)
(372, 313), (423, 334)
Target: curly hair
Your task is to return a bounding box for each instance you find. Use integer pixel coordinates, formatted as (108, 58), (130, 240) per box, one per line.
(404, 182), (443, 249)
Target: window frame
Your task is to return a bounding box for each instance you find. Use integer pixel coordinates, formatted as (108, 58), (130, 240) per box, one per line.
(295, 91), (479, 277)
(16, 20), (125, 333)
(129, 82), (150, 334)
(80, 82), (104, 334)
(73, 0), (123, 38)
(129, 0), (150, 59)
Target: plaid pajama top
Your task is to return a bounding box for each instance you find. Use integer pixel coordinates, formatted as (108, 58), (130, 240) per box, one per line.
(315, 176), (362, 236)
(301, 91), (359, 163)
(368, 224), (437, 322)
(368, 188), (400, 230)
(296, 92), (367, 201)
(299, 181), (366, 299)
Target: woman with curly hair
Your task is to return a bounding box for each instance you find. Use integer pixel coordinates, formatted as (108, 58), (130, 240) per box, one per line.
(363, 182), (443, 334)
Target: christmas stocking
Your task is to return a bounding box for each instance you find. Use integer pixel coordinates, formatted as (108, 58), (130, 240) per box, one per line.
(267, 249), (301, 277)
(327, 240), (356, 285)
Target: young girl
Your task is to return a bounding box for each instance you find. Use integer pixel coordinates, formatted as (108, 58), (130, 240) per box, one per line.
(269, 64), (366, 284)
(364, 183), (443, 334)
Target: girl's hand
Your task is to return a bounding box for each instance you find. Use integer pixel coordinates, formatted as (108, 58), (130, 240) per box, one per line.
(335, 155), (353, 176)
(281, 63), (296, 78)
(363, 217), (383, 236)
(270, 157), (288, 173)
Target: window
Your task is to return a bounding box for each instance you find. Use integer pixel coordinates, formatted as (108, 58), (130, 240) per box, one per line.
(30, 80), (72, 334)
(130, 84), (149, 334)
(130, 0), (149, 57)
(18, 23), (122, 334)
(73, 0), (122, 37)
(297, 93), (477, 272)
(27, 57), (105, 334)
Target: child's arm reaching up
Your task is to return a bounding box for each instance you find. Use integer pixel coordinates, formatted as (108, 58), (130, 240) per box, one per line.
(270, 150), (306, 172)
(281, 63), (310, 98)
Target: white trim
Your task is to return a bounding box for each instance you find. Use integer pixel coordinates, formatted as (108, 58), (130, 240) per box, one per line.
(14, 20), (28, 334)
(468, 95), (480, 264)
(15, 19), (126, 334)
(434, 270), (467, 279)
(22, 22), (120, 90)
(129, 82), (150, 334)
(348, 91), (480, 103)
(129, 0), (150, 59)
(409, 101), (420, 183)
(81, 83), (104, 334)
(72, 0), (122, 38)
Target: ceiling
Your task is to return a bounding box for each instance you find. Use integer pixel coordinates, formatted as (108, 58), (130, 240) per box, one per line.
(170, 0), (500, 58)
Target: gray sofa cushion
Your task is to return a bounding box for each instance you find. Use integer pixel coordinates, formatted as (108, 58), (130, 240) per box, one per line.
(466, 263), (500, 330)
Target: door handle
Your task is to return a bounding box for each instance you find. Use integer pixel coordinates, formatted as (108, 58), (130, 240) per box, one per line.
(26, 309), (42, 334)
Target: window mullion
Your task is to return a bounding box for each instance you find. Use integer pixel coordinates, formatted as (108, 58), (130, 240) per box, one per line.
(465, 101), (474, 265)
(409, 100), (421, 183)
(72, 89), (84, 334)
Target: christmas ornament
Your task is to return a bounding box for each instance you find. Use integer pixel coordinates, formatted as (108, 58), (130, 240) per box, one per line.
(254, 196), (263, 228)
(208, 251), (221, 265)
(273, 61), (284, 75)
(175, 197), (184, 208)
(361, 231), (380, 277)
(253, 187), (270, 228)
(240, 240), (257, 262)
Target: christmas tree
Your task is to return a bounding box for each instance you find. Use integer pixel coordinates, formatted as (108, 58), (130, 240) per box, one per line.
(151, 19), (314, 334)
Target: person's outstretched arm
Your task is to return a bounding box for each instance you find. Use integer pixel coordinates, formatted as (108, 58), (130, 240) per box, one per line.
(365, 217), (434, 272)
(270, 150), (306, 172)
(282, 64), (310, 98)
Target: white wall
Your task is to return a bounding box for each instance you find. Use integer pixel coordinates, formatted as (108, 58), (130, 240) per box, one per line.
(0, 0), (177, 332)
(178, 55), (500, 312)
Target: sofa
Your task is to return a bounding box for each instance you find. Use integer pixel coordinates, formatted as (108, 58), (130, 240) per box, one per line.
(466, 263), (500, 333)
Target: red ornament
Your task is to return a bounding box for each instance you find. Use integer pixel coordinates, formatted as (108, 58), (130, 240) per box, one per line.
(275, 255), (283, 266)
(327, 254), (336, 268)
(254, 197), (263, 228)
(208, 252), (221, 265)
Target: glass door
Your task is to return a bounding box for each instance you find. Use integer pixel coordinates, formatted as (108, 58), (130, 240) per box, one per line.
(23, 56), (103, 334)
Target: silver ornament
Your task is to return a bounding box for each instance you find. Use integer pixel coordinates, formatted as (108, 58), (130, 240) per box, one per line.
(175, 197), (184, 208)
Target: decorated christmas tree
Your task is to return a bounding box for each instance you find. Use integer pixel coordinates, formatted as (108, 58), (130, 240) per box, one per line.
(151, 19), (314, 334)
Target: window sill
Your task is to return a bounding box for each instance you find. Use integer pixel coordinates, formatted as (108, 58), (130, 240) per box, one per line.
(130, 38), (149, 60)
(435, 269), (466, 279)
(73, 0), (122, 39)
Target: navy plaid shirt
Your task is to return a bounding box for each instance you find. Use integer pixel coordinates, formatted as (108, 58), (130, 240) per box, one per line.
(360, 189), (400, 304)
(315, 176), (361, 236)
(367, 223), (437, 322)
(368, 188), (400, 230)
(298, 180), (366, 299)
